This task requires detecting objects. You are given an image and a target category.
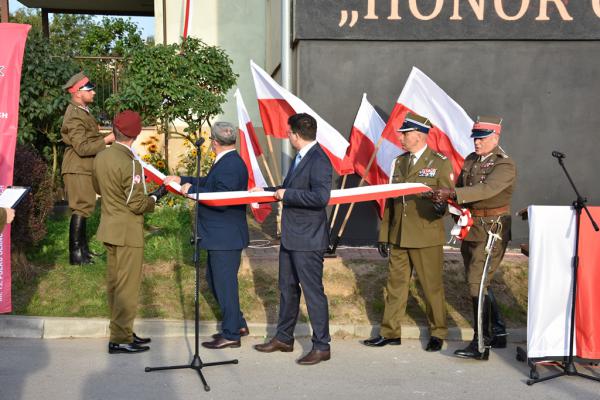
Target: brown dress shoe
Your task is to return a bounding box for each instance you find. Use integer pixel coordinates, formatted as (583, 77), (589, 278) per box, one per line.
(201, 337), (241, 349)
(254, 338), (294, 353)
(297, 349), (331, 365)
(212, 327), (250, 340)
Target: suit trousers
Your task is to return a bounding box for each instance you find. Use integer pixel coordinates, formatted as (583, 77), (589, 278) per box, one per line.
(63, 173), (97, 217)
(105, 243), (143, 343)
(461, 239), (508, 297)
(275, 246), (331, 350)
(206, 250), (247, 341)
(380, 245), (447, 339)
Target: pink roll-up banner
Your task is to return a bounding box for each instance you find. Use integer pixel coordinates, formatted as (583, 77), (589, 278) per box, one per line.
(0, 23), (31, 314)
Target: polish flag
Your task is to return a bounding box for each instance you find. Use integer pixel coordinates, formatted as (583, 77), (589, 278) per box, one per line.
(346, 94), (403, 218)
(381, 67), (474, 177)
(235, 89), (272, 223)
(250, 61), (353, 175)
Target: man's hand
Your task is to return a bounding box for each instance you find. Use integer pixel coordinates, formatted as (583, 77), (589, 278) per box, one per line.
(149, 185), (168, 202)
(103, 133), (115, 144)
(181, 183), (192, 195)
(164, 175), (181, 185)
(4, 208), (15, 224)
(377, 242), (390, 258)
(431, 188), (456, 203)
(274, 189), (286, 201)
(432, 201), (447, 217)
(249, 187), (263, 193)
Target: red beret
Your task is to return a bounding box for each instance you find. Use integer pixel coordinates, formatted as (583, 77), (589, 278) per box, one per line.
(114, 110), (142, 138)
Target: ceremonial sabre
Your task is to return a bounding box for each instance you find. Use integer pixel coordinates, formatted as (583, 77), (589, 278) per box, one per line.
(477, 218), (503, 353)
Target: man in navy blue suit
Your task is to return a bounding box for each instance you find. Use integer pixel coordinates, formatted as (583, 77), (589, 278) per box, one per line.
(253, 113), (333, 365)
(165, 122), (249, 349)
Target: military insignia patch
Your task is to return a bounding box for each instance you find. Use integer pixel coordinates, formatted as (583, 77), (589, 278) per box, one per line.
(133, 174), (141, 184)
(481, 162), (495, 169)
(418, 168), (437, 177)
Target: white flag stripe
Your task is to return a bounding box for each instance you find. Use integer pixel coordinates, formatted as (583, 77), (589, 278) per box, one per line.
(235, 89), (268, 189)
(398, 67), (474, 157)
(251, 61), (349, 160)
(354, 94), (402, 178)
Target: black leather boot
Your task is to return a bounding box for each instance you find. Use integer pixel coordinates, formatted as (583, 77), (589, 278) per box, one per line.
(69, 214), (93, 265)
(454, 296), (490, 360)
(79, 217), (96, 262)
(488, 288), (508, 348)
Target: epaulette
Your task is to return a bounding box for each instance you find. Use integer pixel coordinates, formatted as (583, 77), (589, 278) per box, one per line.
(497, 146), (510, 159)
(433, 151), (447, 160)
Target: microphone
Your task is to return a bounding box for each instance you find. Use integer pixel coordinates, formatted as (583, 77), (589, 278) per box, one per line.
(552, 151), (565, 159)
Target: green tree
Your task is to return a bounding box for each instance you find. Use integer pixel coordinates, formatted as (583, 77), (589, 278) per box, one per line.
(107, 37), (238, 170)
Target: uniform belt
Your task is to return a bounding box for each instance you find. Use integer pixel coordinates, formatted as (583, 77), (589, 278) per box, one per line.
(470, 205), (510, 217)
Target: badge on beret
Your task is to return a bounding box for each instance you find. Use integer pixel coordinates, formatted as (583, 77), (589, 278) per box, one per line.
(133, 174), (141, 184)
(418, 168), (437, 177)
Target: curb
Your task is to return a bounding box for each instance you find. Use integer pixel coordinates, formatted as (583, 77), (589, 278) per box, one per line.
(0, 315), (526, 343)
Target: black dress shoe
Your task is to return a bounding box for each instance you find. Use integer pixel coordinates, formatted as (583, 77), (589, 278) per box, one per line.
(490, 334), (507, 349)
(212, 327), (250, 339)
(297, 349), (331, 365)
(363, 335), (401, 347)
(425, 336), (444, 352)
(108, 342), (150, 354)
(133, 332), (151, 344)
(454, 339), (489, 360)
(201, 337), (241, 349)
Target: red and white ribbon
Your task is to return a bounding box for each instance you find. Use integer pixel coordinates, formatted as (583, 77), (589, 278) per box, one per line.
(447, 199), (473, 242)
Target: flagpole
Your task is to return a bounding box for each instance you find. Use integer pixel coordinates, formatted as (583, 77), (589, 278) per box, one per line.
(265, 135), (283, 183)
(328, 136), (385, 255)
(329, 174), (348, 231)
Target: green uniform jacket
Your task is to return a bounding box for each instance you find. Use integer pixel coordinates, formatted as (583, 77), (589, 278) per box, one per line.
(0, 208), (6, 233)
(455, 146), (516, 242)
(379, 147), (454, 248)
(92, 143), (155, 248)
(61, 102), (106, 176)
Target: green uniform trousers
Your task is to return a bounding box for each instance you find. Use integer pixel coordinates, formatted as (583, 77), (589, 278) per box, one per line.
(461, 239), (508, 297)
(105, 243), (143, 343)
(380, 245), (447, 339)
(63, 173), (97, 217)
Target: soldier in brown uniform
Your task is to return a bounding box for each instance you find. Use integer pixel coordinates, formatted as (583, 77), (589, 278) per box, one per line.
(92, 110), (167, 354)
(433, 116), (516, 360)
(61, 72), (115, 265)
(363, 113), (454, 352)
(0, 208), (15, 233)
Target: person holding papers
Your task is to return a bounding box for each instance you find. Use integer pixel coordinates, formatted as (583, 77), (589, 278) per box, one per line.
(0, 208), (15, 233)
(164, 122), (250, 349)
(93, 110), (167, 354)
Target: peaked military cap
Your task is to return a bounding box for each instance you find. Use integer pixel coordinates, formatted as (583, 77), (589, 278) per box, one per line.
(398, 112), (432, 134)
(63, 72), (95, 93)
(471, 116), (502, 138)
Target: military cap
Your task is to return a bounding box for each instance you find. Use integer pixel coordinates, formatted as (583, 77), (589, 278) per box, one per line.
(63, 72), (95, 93)
(114, 110), (142, 138)
(471, 116), (502, 138)
(398, 112), (432, 134)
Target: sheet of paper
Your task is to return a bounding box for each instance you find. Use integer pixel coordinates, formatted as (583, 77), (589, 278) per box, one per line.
(0, 187), (29, 208)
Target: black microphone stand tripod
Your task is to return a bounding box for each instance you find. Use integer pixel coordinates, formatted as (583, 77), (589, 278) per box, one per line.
(526, 151), (599, 385)
(145, 137), (238, 391)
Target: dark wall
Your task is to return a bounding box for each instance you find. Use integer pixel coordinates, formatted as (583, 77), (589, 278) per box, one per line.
(296, 40), (600, 245)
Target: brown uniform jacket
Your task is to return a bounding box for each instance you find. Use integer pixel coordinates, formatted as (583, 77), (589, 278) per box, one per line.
(379, 147), (454, 248)
(455, 146), (516, 242)
(61, 102), (106, 176)
(92, 143), (155, 248)
(0, 208), (6, 234)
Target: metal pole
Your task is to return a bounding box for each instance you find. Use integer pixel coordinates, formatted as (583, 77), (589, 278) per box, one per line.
(162, 0), (167, 45)
(280, 0), (293, 176)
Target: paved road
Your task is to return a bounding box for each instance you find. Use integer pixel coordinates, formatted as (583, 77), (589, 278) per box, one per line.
(0, 337), (598, 400)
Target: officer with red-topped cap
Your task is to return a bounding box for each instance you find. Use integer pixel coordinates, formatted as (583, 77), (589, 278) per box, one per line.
(92, 110), (167, 354)
(61, 72), (116, 265)
(432, 116), (516, 361)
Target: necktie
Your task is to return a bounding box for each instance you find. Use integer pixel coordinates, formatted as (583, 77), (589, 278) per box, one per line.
(406, 154), (415, 175)
(293, 153), (302, 169)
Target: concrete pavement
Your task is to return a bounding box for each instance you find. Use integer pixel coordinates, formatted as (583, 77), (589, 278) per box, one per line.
(1, 336), (598, 400)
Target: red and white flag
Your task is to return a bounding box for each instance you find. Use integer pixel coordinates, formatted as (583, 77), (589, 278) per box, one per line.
(250, 61), (353, 175)
(346, 94), (402, 218)
(381, 67), (474, 177)
(235, 89), (272, 223)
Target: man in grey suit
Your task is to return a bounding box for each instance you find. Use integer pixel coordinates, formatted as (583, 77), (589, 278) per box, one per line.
(253, 113), (333, 365)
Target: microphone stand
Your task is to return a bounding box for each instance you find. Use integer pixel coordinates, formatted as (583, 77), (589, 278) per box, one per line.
(145, 138), (238, 391)
(526, 152), (599, 386)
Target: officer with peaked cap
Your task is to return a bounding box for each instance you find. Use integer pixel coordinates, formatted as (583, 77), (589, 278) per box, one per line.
(432, 116), (516, 360)
(61, 72), (115, 265)
(363, 112), (454, 353)
(92, 110), (167, 354)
